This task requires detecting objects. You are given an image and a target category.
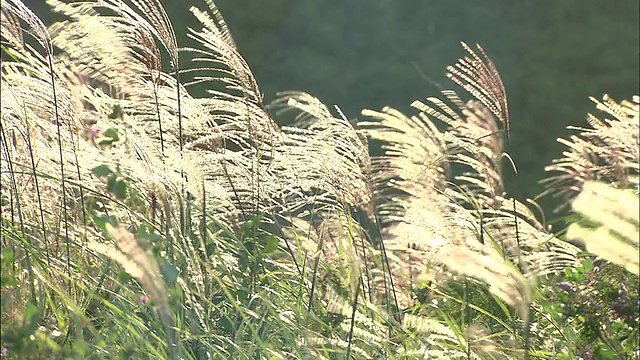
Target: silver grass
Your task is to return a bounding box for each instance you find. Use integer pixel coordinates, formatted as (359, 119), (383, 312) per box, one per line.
(2, 0), (376, 237)
(544, 94), (639, 209)
(1, 6), (382, 355)
(359, 105), (453, 306)
(567, 181), (639, 274)
(0, 1), (410, 358)
(359, 45), (580, 312)
(88, 223), (177, 356)
(4, 1), (624, 358)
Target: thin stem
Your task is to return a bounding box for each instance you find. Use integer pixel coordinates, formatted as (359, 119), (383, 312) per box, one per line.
(345, 277), (361, 360)
(48, 51), (71, 293)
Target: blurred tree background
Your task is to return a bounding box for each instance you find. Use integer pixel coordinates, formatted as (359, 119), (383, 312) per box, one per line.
(30, 0), (639, 219)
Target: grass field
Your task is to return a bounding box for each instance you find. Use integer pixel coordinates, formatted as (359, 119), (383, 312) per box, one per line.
(1, 0), (638, 358)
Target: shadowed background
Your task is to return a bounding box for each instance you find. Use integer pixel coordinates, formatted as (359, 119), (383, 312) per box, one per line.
(30, 0), (639, 218)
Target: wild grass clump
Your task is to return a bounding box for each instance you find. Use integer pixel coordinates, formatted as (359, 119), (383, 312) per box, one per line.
(1, 0), (638, 359)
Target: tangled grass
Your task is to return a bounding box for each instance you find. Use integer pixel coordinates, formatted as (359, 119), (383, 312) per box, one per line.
(1, 0), (638, 359)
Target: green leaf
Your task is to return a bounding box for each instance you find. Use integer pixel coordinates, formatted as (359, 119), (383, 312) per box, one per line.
(107, 105), (123, 119)
(23, 303), (40, 338)
(107, 174), (116, 190)
(73, 339), (89, 356)
(217, 315), (233, 334)
(1, 248), (14, 263)
(24, 303), (38, 322)
(238, 249), (249, 271)
(103, 127), (120, 141)
(161, 264), (179, 287)
(93, 214), (119, 234)
(112, 180), (128, 200)
(118, 270), (133, 283)
(240, 220), (256, 236)
(136, 225), (152, 240)
(1, 271), (16, 288)
(91, 165), (112, 177)
(98, 138), (115, 146)
(263, 235), (279, 254)
(583, 258), (593, 272)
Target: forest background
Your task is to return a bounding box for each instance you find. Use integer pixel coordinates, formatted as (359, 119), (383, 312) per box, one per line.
(28, 0), (640, 214)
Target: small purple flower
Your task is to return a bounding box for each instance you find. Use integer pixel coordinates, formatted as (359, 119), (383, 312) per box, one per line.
(86, 127), (101, 146)
(584, 351), (591, 360)
(559, 282), (573, 292)
(140, 295), (150, 304)
(1, 348), (8, 357)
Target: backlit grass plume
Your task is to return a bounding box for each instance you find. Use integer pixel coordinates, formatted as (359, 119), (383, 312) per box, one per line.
(1, 0), (635, 358)
(1, 0), (389, 357)
(88, 223), (177, 357)
(544, 94), (639, 210)
(567, 181), (639, 274)
(360, 45), (579, 311)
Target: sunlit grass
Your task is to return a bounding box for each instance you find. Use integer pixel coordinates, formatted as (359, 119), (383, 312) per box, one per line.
(1, 1), (638, 359)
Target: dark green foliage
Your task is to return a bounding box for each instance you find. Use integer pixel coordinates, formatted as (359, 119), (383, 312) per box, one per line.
(540, 259), (639, 358)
